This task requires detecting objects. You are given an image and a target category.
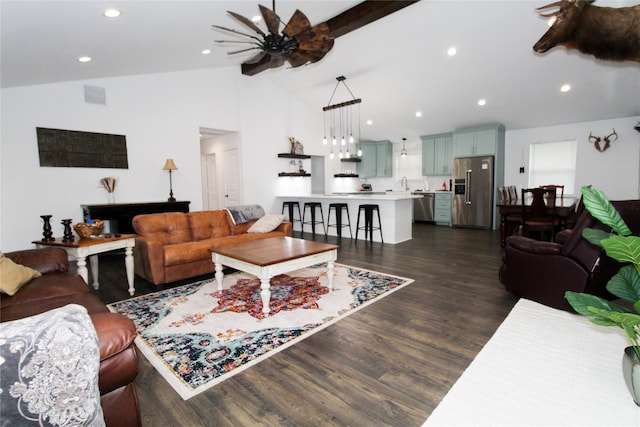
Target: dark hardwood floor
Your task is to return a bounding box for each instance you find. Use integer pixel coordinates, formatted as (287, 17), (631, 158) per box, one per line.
(92, 223), (518, 427)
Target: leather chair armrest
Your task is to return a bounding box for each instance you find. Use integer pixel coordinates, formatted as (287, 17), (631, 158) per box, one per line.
(91, 312), (137, 362)
(277, 221), (293, 237)
(4, 247), (69, 274)
(91, 312), (139, 394)
(133, 237), (166, 285)
(506, 235), (562, 255)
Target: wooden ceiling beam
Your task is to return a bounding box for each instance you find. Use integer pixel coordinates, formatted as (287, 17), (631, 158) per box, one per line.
(325, 0), (418, 38)
(241, 0), (420, 76)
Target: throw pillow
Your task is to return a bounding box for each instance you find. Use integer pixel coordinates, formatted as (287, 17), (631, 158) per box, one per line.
(0, 252), (41, 296)
(0, 304), (105, 427)
(247, 214), (285, 233)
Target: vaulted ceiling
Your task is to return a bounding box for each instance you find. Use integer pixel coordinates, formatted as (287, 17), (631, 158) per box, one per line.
(2, 0), (638, 142)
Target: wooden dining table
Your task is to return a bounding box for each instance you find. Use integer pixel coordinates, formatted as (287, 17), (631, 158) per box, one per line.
(497, 196), (577, 246)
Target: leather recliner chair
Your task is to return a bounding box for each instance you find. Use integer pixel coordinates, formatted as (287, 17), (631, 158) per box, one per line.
(1, 248), (141, 427)
(499, 200), (640, 312)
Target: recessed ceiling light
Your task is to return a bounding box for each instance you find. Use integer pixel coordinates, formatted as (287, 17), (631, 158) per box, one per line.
(103, 8), (121, 18)
(366, 120), (373, 125)
(447, 47), (457, 56)
(477, 99), (487, 106)
(78, 56), (92, 63)
(560, 84), (571, 92)
(251, 15), (262, 23)
(202, 49), (211, 55)
(415, 111), (423, 117)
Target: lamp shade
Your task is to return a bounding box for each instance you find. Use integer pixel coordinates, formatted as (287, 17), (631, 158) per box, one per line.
(163, 158), (178, 171)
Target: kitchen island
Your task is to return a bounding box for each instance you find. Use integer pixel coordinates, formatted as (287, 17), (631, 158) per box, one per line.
(276, 193), (420, 244)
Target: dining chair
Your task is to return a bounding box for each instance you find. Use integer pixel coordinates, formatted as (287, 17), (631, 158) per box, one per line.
(540, 184), (565, 199)
(502, 185), (522, 241)
(521, 187), (560, 241)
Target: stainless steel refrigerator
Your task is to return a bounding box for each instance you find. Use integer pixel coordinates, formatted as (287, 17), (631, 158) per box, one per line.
(452, 156), (494, 229)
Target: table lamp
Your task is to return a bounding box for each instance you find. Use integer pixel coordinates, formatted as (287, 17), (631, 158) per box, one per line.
(163, 158), (178, 202)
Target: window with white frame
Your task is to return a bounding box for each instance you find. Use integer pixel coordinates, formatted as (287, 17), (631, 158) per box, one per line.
(528, 140), (577, 195)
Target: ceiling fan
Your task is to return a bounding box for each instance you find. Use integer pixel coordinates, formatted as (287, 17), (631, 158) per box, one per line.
(212, 1), (334, 71)
(212, 1), (420, 76)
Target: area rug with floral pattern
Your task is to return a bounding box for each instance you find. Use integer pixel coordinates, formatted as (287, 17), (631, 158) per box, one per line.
(108, 263), (414, 400)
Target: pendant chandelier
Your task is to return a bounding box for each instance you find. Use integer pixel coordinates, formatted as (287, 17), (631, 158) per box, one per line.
(322, 76), (362, 160)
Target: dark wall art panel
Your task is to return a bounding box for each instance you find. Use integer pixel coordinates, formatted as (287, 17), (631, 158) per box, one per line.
(36, 127), (129, 169)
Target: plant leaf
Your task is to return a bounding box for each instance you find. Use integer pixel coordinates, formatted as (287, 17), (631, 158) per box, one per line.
(601, 235), (640, 265)
(589, 317), (620, 327)
(581, 228), (610, 247)
(581, 186), (631, 236)
(564, 291), (629, 316)
(607, 265), (640, 302)
(602, 311), (640, 329)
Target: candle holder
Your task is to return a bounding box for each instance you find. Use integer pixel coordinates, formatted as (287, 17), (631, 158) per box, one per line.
(40, 215), (54, 242)
(61, 219), (73, 242)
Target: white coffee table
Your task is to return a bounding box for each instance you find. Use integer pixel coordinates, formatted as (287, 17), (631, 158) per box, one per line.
(34, 234), (136, 296)
(211, 236), (339, 316)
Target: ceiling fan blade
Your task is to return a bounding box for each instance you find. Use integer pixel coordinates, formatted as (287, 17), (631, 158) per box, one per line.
(284, 51), (309, 68)
(269, 55), (286, 69)
(259, 4), (280, 34)
(211, 25), (262, 43)
(227, 11), (265, 36)
(293, 46), (332, 64)
(227, 47), (262, 55)
(245, 51), (269, 64)
(282, 9), (311, 37)
(294, 23), (334, 54)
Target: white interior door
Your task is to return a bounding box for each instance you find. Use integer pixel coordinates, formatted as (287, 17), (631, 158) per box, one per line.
(223, 147), (241, 207)
(200, 129), (242, 209)
(201, 153), (219, 210)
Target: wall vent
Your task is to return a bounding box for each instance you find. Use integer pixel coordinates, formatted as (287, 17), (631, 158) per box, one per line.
(84, 85), (106, 105)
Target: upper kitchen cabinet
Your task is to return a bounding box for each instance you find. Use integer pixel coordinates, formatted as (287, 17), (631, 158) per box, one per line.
(452, 124), (505, 158)
(357, 140), (392, 178)
(421, 133), (452, 176)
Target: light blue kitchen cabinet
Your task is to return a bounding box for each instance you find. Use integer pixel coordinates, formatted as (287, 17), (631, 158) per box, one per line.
(434, 192), (452, 225)
(421, 133), (452, 176)
(452, 124), (505, 158)
(357, 140), (392, 178)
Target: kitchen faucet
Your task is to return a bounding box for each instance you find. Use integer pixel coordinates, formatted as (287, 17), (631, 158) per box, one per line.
(401, 176), (408, 191)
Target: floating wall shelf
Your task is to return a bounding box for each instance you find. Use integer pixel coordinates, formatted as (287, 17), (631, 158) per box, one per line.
(278, 172), (311, 177)
(277, 153), (311, 159)
(340, 158), (361, 162)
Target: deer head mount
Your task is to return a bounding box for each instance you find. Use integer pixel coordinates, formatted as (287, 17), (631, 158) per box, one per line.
(533, 0), (640, 63)
(589, 129), (618, 152)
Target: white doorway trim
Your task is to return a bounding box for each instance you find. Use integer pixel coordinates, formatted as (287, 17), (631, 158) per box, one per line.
(200, 128), (242, 209)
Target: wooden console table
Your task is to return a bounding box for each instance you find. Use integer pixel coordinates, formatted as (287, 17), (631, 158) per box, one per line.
(33, 234), (136, 296)
(81, 201), (190, 233)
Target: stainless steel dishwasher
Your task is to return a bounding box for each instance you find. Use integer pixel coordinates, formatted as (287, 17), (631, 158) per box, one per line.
(413, 192), (435, 222)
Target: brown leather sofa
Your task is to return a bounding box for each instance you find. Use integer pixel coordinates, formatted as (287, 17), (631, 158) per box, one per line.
(132, 210), (292, 285)
(499, 199), (640, 312)
(1, 247), (141, 427)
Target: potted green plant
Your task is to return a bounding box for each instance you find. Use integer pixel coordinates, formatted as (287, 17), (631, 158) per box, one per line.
(564, 186), (640, 406)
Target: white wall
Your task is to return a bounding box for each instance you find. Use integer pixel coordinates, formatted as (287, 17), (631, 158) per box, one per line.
(504, 117), (640, 200)
(2, 66), (638, 252)
(0, 67), (320, 251)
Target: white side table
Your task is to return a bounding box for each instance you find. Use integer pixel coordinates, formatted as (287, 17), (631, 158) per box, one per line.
(34, 234), (136, 296)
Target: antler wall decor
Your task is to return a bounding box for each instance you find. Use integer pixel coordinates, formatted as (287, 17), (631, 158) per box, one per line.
(588, 129), (618, 152)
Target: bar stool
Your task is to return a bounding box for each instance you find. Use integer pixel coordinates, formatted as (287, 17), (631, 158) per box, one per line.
(326, 203), (352, 239)
(356, 204), (383, 243)
(281, 201), (302, 231)
(302, 202), (326, 236)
